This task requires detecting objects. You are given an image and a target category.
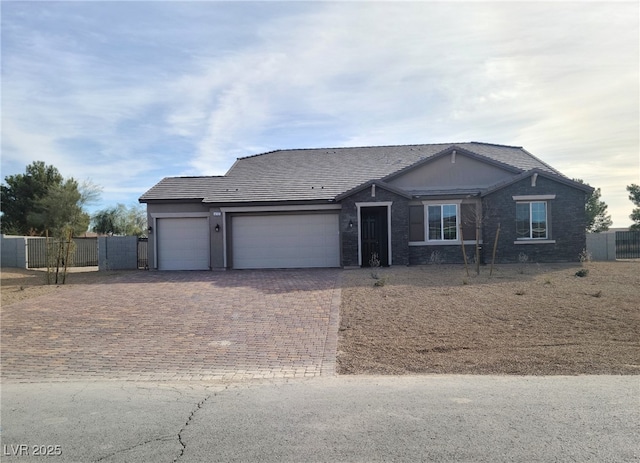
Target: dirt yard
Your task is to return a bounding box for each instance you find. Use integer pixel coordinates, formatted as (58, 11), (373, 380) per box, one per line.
(338, 261), (640, 375)
(0, 267), (126, 306)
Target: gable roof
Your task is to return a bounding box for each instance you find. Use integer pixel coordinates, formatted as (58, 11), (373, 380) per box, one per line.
(334, 180), (413, 201)
(480, 168), (594, 196)
(139, 142), (565, 204)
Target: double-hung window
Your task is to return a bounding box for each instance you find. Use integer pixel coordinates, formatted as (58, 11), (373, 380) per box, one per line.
(427, 204), (458, 241)
(516, 201), (547, 239)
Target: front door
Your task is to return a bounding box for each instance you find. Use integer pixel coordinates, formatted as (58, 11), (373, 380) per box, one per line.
(360, 206), (389, 267)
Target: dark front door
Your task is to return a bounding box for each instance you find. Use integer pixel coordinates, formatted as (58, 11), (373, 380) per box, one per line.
(361, 206), (388, 267)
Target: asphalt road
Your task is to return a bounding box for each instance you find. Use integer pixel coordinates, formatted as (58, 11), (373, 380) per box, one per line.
(1, 375), (638, 462)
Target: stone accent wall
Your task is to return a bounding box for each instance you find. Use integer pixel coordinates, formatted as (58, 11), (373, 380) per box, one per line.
(339, 186), (410, 267)
(409, 244), (480, 265)
(482, 176), (588, 263)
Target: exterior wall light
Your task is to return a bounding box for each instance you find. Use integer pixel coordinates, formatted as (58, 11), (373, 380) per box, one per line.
(215, 224), (220, 232)
(348, 220), (353, 229)
(147, 226), (153, 234)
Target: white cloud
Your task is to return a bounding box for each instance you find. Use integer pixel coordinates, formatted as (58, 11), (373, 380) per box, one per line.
(1, 1), (638, 226)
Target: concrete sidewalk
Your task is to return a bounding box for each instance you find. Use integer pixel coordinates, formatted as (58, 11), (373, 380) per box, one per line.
(1, 376), (637, 462)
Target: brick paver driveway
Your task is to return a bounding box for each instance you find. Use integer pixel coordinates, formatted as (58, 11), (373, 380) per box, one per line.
(1, 269), (341, 382)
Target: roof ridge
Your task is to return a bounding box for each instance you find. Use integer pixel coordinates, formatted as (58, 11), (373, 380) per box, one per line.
(238, 142), (527, 161)
(468, 141), (523, 149)
(236, 142), (472, 160)
(165, 175), (226, 179)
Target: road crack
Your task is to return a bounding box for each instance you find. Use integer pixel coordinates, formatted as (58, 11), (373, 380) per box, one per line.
(173, 393), (213, 462)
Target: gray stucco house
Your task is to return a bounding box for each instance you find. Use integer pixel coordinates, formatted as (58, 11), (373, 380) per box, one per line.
(139, 142), (593, 270)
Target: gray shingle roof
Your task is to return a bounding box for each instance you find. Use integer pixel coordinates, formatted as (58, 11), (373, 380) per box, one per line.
(139, 142), (564, 203)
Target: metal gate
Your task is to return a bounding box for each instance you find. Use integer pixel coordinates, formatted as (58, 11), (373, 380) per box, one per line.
(616, 231), (640, 259)
(137, 237), (148, 269)
(27, 237), (98, 268)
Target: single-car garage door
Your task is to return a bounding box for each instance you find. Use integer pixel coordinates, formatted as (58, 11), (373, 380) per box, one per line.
(157, 217), (209, 270)
(232, 214), (340, 269)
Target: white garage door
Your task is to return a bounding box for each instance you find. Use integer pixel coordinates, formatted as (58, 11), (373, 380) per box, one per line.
(157, 217), (209, 270)
(232, 214), (340, 269)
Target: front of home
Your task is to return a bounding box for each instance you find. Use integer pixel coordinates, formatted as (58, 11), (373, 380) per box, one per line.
(139, 142), (593, 270)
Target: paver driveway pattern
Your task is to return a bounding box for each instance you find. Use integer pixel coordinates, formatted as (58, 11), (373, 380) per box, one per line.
(1, 269), (341, 382)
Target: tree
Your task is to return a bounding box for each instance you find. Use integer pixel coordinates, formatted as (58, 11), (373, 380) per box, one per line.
(628, 184), (640, 231)
(91, 204), (147, 237)
(0, 161), (99, 236)
(574, 179), (612, 233)
(28, 179), (91, 237)
(0, 161), (63, 235)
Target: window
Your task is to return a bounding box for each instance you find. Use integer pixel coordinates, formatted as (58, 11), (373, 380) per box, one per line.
(428, 204), (457, 241)
(516, 201), (547, 239)
(409, 205), (424, 241)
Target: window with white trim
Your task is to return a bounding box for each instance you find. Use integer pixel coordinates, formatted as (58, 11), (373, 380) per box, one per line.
(428, 204), (458, 241)
(516, 201), (548, 239)
(409, 202), (481, 243)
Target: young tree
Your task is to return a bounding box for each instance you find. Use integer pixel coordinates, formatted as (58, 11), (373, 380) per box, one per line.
(628, 184), (640, 231)
(28, 179), (91, 236)
(91, 204), (147, 237)
(574, 179), (612, 233)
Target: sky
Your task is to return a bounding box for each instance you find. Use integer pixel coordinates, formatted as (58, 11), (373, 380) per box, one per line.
(1, 1), (638, 227)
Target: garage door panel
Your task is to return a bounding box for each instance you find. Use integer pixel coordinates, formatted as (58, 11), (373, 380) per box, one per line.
(157, 217), (209, 270)
(232, 214), (339, 269)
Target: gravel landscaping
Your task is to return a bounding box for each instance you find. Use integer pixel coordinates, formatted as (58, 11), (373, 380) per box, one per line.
(338, 261), (639, 375)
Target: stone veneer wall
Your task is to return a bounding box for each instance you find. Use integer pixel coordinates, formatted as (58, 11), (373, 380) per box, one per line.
(340, 176), (587, 266)
(408, 244), (480, 265)
(340, 187), (410, 267)
(482, 176), (588, 263)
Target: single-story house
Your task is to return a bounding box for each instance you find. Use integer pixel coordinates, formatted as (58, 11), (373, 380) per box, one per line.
(139, 142), (593, 270)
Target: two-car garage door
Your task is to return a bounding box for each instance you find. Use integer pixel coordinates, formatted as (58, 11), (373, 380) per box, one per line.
(232, 214), (340, 269)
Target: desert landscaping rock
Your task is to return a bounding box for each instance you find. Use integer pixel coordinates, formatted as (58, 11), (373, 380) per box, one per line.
(338, 261), (640, 375)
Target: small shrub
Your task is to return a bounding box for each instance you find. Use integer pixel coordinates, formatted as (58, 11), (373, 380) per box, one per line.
(462, 278), (469, 285)
(369, 252), (381, 279)
(579, 249), (592, 266)
(592, 290), (603, 298)
(517, 252), (529, 274)
(575, 268), (589, 277)
(374, 277), (386, 287)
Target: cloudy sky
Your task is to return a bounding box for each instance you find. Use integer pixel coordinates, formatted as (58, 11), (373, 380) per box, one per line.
(2, 1), (638, 226)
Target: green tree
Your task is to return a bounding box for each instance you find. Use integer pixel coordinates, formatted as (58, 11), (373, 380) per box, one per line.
(28, 179), (91, 236)
(574, 179), (612, 233)
(0, 161), (63, 235)
(627, 184), (640, 231)
(0, 161), (99, 236)
(91, 204), (147, 237)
